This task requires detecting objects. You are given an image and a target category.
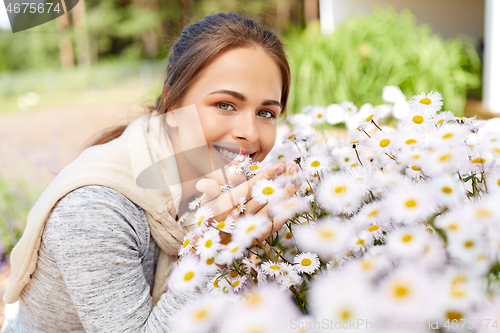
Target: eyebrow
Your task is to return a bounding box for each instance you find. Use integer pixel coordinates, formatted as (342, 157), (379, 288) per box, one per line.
(208, 89), (282, 110)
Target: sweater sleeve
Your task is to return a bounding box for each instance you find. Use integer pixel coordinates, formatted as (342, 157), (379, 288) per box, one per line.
(42, 185), (188, 333)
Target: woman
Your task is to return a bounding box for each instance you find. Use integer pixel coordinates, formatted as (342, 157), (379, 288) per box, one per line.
(1, 12), (300, 332)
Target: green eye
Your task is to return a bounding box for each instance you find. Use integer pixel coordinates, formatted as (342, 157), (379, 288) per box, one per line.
(258, 110), (274, 118)
(217, 102), (234, 111)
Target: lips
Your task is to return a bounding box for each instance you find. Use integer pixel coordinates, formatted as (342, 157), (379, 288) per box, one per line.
(211, 144), (257, 165)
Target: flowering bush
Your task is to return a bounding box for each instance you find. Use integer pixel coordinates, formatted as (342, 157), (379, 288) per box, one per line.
(167, 87), (500, 332)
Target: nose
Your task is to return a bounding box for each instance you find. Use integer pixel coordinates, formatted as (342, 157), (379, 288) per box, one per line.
(232, 109), (259, 143)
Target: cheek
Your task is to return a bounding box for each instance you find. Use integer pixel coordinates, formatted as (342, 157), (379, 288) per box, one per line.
(260, 126), (277, 154)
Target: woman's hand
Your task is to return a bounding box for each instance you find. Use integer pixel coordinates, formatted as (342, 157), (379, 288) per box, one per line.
(195, 162), (302, 245)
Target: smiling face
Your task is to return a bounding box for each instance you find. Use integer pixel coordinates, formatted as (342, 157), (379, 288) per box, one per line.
(169, 46), (283, 164)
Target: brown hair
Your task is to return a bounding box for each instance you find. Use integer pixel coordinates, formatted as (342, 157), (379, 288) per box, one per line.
(88, 12), (291, 147)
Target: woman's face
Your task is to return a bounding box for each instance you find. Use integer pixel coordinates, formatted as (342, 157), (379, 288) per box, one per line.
(169, 46), (283, 168)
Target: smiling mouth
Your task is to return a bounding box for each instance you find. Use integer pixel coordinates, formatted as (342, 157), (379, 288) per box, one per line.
(212, 145), (256, 162)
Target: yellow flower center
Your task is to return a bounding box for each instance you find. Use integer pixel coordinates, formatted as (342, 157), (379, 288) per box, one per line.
(405, 139), (417, 145)
(311, 160), (320, 167)
(379, 139), (391, 147)
(213, 279), (220, 288)
(230, 246), (239, 253)
(439, 154), (452, 162)
(182, 239), (190, 248)
(446, 311), (463, 321)
(411, 165), (420, 171)
(206, 257), (214, 265)
(412, 115), (424, 124)
(448, 223), (459, 230)
(278, 154), (284, 160)
(319, 230), (334, 239)
(333, 185), (345, 194)
(402, 234), (412, 242)
(269, 265), (281, 270)
(367, 210), (378, 217)
(246, 225), (256, 233)
(394, 285), (409, 298)
(184, 271), (195, 281)
(341, 309), (351, 321)
(442, 133), (453, 139)
(367, 224), (380, 232)
(285, 232), (293, 239)
(301, 258), (312, 266)
(288, 134), (296, 140)
(194, 309), (208, 321)
(442, 187), (452, 194)
(317, 114), (323, 118)
(471, 157), (486, 164)
(475, 208), (492, 218)
(419, 98), (432, 105)
(366, 114), (374, 122)
(262, 187), (275, 195)
(197, 215), (205, 226)
(405, 199), (417, 208)
(437, 119), (444, 125)
(356, 239), (365, 245)
(215, 221), (225, 229)
(464, 241), (474, 248)
(205, 240), (212, 248)
(249, 165), (260, 170)
(232, 280), (240, 287)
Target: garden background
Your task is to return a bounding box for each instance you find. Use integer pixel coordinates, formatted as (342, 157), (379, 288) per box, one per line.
(0, 0), (492, 327)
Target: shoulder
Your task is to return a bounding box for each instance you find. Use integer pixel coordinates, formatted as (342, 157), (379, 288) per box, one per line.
(43, 185), (150, 254)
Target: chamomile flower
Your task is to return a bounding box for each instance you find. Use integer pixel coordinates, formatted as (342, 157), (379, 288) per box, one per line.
(245, 161), (262, 177)
(169, 255), (205, 293)
(326, 104), (346, 125)
(363, 220), (393, 241)
(378, 265), (437, 321)
(260, 261), (290, 277)
(268, 143), (300, 164)
(178, 232), (195, 256)
(293, 252), (320, 274)
(192, 206), (214, 235)
(348, 231), (373, 255)
(276, 269), (303, 289)
(394, 129), (426, 150)
(251, 179), (284, 204)
(294, 218), (351, 258)
(316, 174), (359, 213)
(385, 226), (430, 260)
(309, 105), (327, 125)
(433, 124), (467, 148)
(341, 101), (358, 115)
(385, 184), (436, 225)
(216, 238), (250, 265)
(383, 85), (406, 103)
(231, 214), (269, 243)
(188, 195), (203, 211)
(400, 108), (435, 132)
(354, 201), (389, 228)
(270, 196), (310, 222)
(232, 196), (247, 215)
(304, 155), (330, 176)
(409, 91), (443, 115)
(170, 295), (225, 333)
(368, 131), (396, 155)
(229, 276), (247, 293)
(434, 210), (469, 234)
(309, 272), (375, 327)
(431, 174), (466, 207)
(195, 228), (221, 259)
(447, 230), (487, 264)
(211, 215), (235, 234)
(433, 110), (456, 127)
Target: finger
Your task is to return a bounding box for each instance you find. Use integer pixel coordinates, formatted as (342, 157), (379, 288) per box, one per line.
(196, 178), (222, 205)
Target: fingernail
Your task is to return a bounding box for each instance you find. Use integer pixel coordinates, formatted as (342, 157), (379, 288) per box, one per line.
(276, 165), (285, 176)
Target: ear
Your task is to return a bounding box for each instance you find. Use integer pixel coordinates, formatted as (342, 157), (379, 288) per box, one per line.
(166, 110), (178, 128)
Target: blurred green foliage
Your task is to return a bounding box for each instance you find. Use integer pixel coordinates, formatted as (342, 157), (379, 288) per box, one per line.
(284, 8), (482, 116)
(0, 175), (38, 259)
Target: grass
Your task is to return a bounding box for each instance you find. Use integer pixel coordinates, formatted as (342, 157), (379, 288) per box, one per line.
(0, 60), (167, 115)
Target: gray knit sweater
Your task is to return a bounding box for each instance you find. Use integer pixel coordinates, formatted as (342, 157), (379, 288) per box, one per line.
(1, 185), (187, 332)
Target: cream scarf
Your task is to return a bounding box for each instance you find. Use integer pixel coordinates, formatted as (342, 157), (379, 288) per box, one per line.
(2, 110), (190, 306)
